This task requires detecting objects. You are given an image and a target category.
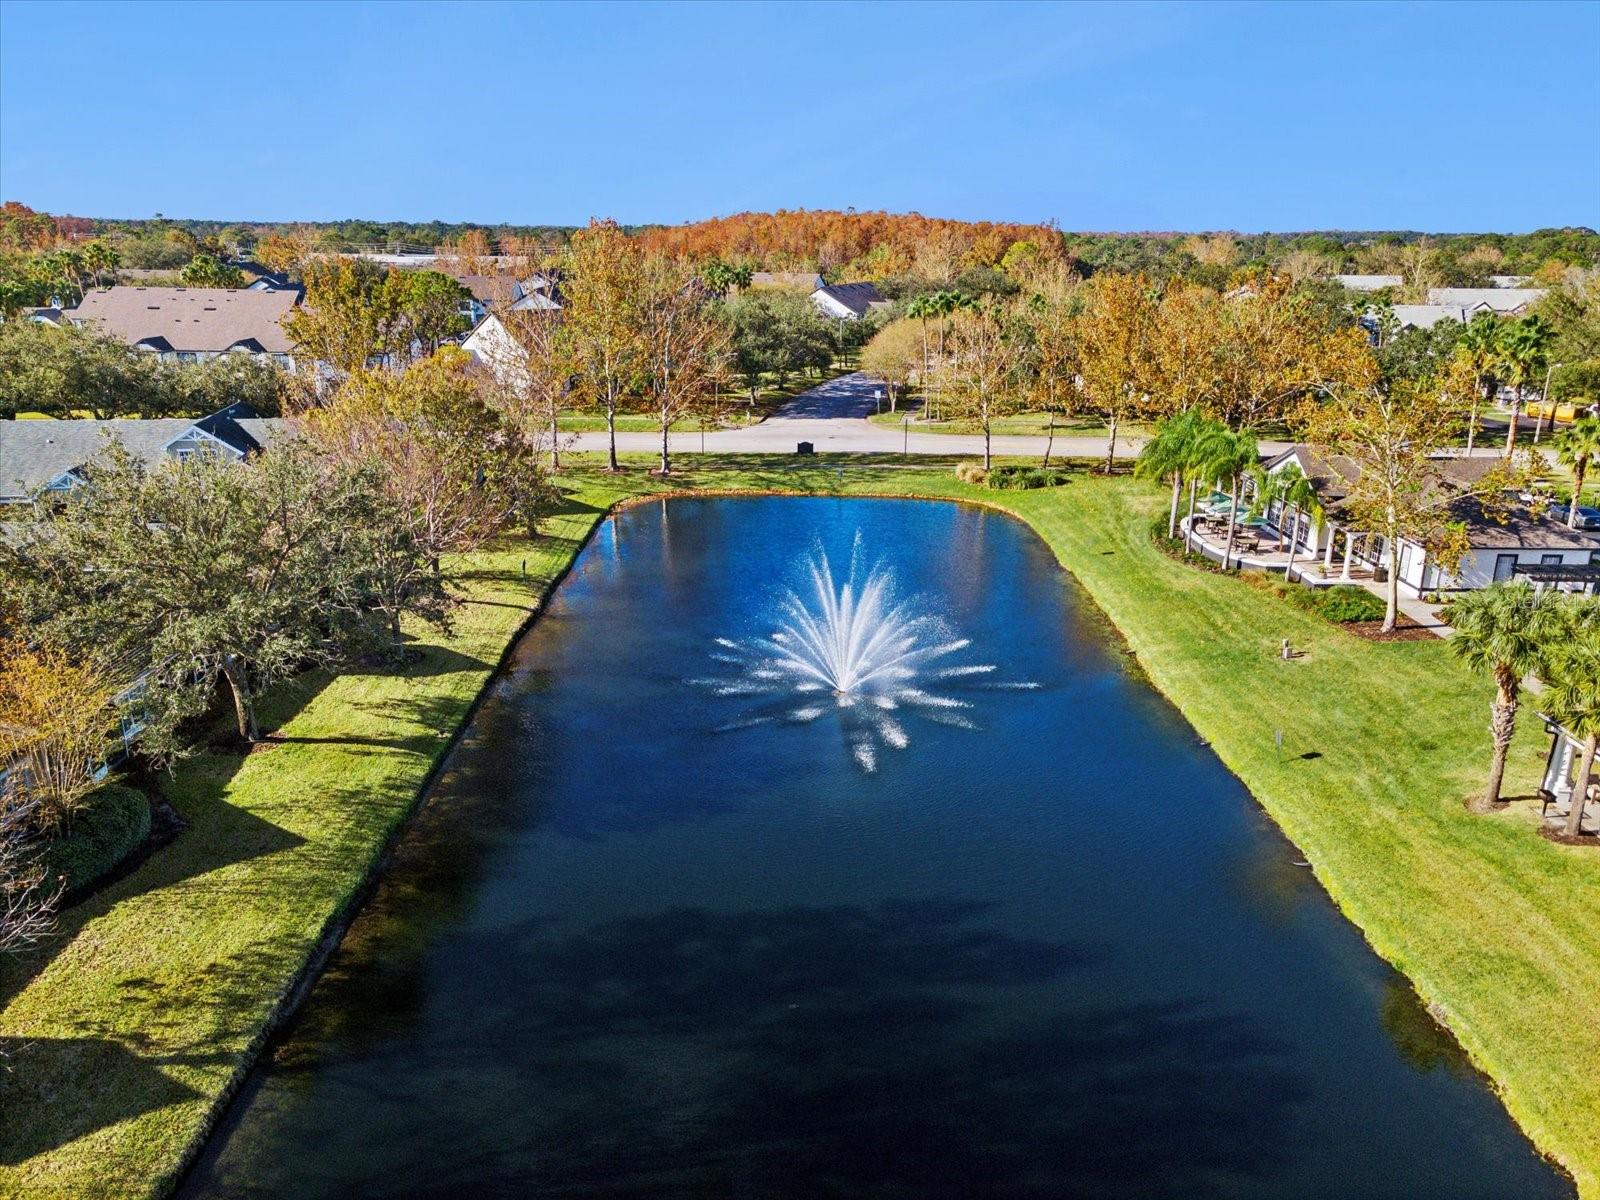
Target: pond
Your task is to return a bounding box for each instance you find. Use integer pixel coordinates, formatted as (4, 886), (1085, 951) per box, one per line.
(183, 497), (1570, 1199)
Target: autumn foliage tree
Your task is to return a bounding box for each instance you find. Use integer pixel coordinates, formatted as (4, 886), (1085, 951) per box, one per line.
(945, 300), (1026, 469)
(1075, 272), (1160, 472)
(638, 256), (731, 474)
(0, 640), (120, 832)
(560, 220), (647, 470)
(1305, 365), (1531, 632)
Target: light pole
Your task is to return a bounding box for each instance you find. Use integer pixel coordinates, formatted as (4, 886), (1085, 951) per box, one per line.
(1534, 362), (1563, 445)
(903, 414), (910, 460)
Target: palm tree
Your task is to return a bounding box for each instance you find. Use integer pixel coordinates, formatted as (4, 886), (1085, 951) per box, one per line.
(1445, 583), (1567, 812)
(1541, 608), (1600, 838)
(1136, 409), (1204, 539)
(1553, 416), (1600, 528)
(1496, 315), (1554, 455)
(1250, 462), (1322, 580)
(1455, 311), (1501, 455)
(905, 295), (933, 414)
(1195, 425), (1259, 571)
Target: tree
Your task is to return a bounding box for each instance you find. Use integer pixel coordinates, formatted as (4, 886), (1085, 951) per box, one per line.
(1541, 601), (1600, 838)
(944, 299), (1024, 469)
(1, 792), (59, 958)
(1, 442), (376, 746)
(284, 257), (410, 375)
(312, 347), (552, 548)
(488, 308), (575, 470)
(1248, 462), (1322, 577)
(1455, 311), (1503, 454)
(1306, 369), (1528, 631)
(0, 318), (164, 419)
(1497, 314), (1556, 453)
(638, 255), (731, 474)
(1553, 416), (1600, 527)
(1135, 408), (1208, 539)
(1193, 424), (1259, 570)
(1445, 584), (1568, 811)
(0, 639), (120, 832)
(860, 318), (923, 412)
(398, 270), (472, 353)
(1076, 272), (1159, 473)
(560, 220), (647, 471)
(179, 253), (246, 288)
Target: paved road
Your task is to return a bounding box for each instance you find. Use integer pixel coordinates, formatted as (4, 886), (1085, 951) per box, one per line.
(569, 372), (1228, 460)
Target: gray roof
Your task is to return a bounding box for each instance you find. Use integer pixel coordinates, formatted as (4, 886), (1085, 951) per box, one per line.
(67, 286), (300, 354)
(1333, 274), (1403, 291)
(1266, 444), (1599, 550)
(813, 281), (885, 316)
(0, 405), (287, 502)
(1425, 287), (1546, 312)
(1391, 304), (1472, 329)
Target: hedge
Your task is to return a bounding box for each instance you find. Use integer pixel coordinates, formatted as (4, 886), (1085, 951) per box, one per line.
(39, 782), (151, 894)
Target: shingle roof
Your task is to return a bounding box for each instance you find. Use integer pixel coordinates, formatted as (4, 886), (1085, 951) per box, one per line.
(67, 286), (300, 354)
(751, 271), (826, 291)
(1391, 304), (1472, 329)
(1332, 274), (1402, 291)
(1425, 287), (1546, 312)
(813, 281), (885, 316)
(0, 406), (288, 501)
(1266, 445), (1598, 550)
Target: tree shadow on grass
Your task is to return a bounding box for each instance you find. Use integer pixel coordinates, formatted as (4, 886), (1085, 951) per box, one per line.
(0, 1035), (204, 1167)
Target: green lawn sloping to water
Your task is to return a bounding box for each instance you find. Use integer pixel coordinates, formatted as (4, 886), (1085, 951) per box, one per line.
(2, 458), (1595, 1196)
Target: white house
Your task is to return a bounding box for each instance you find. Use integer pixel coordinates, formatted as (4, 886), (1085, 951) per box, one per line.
(1257, 445), (1599, 596)
(811, 281), (887, 321)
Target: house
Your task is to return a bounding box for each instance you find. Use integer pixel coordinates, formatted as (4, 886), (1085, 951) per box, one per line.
(1253, 445), (1599, 595)
(1390, 304), (1475, 331)
(66, 286), (301, 368)
(0, 402), (287, 505)
(1333, 274), (1403, 292)
(1425, 287), (1546, 313)
(461, 313), (529, 383)
(811, 281), (887, 321)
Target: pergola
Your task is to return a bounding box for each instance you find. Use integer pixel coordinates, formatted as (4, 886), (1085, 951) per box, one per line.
(1512, 562), (1600, 597)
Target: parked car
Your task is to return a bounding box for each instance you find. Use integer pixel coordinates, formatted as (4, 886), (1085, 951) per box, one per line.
(1571, 505), (1600, 531)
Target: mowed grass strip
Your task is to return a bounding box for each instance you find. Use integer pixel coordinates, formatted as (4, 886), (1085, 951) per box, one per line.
(2, 457), (1595, 1196)
(0, 478), (642, 1199)
(848, 470), (1597, 1194)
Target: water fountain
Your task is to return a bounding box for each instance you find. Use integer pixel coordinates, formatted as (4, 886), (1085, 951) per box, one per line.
(699, 538), (1034, 771)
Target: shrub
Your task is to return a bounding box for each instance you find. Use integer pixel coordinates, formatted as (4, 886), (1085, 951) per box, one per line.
(1314, 585), (1388, 623)
(37, 782), (150, 894)
(954, 462), (987, 485)
(985, 464), (1071, 491)
(1242, 573), (1387, 624)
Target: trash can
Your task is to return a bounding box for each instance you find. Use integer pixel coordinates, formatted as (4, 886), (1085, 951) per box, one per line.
(797, 442), (814, 455)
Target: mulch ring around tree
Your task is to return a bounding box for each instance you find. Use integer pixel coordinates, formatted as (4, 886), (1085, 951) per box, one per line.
(1342, 612), (1440, 642)
(1539, 825), (1600, 850)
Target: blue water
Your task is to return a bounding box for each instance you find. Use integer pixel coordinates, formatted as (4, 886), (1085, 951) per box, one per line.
(183, 497), (1570, 1199)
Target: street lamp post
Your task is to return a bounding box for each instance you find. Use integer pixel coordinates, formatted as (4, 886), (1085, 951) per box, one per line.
(903, 414), (910, 460)
(1534, 362), (1563, 445)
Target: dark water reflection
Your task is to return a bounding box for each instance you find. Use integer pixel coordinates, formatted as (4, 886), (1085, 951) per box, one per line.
(184, 497), (1569, 1199)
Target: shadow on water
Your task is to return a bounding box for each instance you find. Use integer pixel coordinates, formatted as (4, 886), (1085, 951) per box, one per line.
(177, 496), (1573, 1200)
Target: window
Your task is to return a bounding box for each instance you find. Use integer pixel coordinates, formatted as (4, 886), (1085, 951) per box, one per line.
(174, 448), (195, 463)
(1541, 553), (1563, 566)
(1493, 553), (1518, 582)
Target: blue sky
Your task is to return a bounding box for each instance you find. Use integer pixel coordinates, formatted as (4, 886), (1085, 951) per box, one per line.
(1, 0), (1596, 232)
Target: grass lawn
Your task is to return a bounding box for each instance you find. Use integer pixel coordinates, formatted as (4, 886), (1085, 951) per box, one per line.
(2, 455), (1595, 1196)
(865, 407), (1141, 440)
